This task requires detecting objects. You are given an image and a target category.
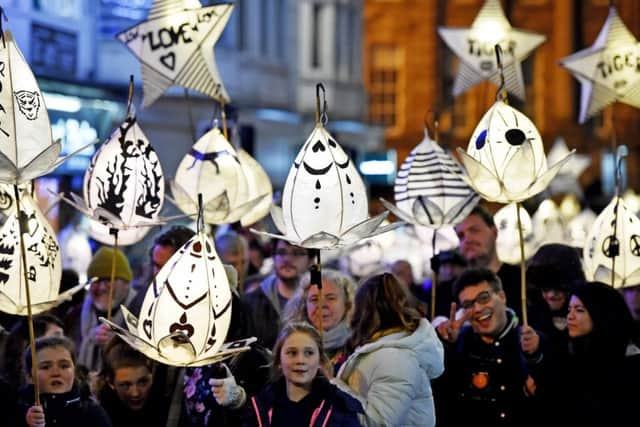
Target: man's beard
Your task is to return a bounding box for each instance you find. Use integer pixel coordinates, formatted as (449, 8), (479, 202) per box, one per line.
(467, 253), (490, 268)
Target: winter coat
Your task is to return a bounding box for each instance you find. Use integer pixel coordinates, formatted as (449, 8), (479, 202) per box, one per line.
(244, 377), (362, 427)
(241, 275), (282, 350)
(14, 384), (112, 427)
(334, 319), (444, 427)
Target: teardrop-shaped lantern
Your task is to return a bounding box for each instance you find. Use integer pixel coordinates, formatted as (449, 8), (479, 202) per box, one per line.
(171, 127), (268, 225)
(238, 148), (273, 226)
(0, 194), (82, 314)
(82, 116), (165, 245)
(584, 196), (640, 288)
(0, 31), (60, 184)
(382, 128), (478, 227)
(458, 101), (573, 203)
(102, 230), (254, 366)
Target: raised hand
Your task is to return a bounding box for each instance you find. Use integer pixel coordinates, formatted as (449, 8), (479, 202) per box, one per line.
(436, 302), (470, 343)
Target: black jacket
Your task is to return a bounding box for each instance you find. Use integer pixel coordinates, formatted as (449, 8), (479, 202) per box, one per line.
(241, 279), (281, 350)
(244, 377), (362, 427)
(14, 384), (112, 427)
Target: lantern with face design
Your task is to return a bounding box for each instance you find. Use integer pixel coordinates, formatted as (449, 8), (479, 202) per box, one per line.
(171, 127), (269, 225)
(457, 101), (573, 204)
(494, 203), (535, 265)
(255, 124), (396, 249)
(102, 230), (253, 366)
(382, 128), (479, 227)
(0, 194), (83, 315)
(583, 196), (640, 288)
(0, 30), (61, 185)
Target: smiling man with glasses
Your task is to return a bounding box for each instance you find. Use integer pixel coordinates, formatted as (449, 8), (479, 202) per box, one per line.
(433, 268), (546, 427)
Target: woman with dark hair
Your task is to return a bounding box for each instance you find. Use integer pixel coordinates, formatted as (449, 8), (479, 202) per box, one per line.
(542, 281), (640, 427)
(333, 273), (444, 426)
(240, 322), (362, 427)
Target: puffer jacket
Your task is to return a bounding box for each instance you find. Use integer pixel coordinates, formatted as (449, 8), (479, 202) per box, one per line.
(334, 319), (444, 427)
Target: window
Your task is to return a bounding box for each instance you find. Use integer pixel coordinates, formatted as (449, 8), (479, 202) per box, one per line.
(368, 45), (401, 129)
(311, 3), (324, 68)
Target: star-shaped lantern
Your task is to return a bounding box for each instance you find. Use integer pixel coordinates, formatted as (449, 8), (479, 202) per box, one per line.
(584, 196), (640, 288)
(458, 100), (573, 203)
(118, 1), (233, 108)
(0, 193), (83, 315)
(438, 0), (545, 100)
(253, 85), (397, 250)
(381, 128), (479, 228)
(63, 112), (166, 246)
(101, 198), (255, 366)
(560, 6), (640, 123)
(546, 138), (591, 198)
(170, 127), (271, 226)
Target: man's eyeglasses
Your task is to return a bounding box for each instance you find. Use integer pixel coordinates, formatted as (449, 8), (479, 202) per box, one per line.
(275, 249), (308, 258)
(460, 290), (494, 310)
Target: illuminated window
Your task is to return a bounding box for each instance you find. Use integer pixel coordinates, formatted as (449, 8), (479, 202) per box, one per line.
(368, 44), (401, 130)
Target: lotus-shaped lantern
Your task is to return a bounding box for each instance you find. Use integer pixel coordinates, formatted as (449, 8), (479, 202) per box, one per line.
(583, 196), (640, 288)
(382, 128), (479, 227)
(0, 193), (83, 314)
(170, 127), (270, 225)
(495, 203), (535, 265)
(457, 101), (573, 203)
(102, 230), (254, 366)
(254, 124), (397, 249)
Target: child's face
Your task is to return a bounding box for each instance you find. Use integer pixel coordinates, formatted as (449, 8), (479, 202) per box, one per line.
(279, 332), (320, 389)
(36, 346), (74, 393)
(110, 366), (153, 411)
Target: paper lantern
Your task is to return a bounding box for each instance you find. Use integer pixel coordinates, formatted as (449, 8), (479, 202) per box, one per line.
(457, 101), (573, 203)
(255, 124), (396, 249)
(102, 230), (254, 366)
(117, 1), (234, 108)
(559, 193), (582, 223)
(532, 199), (566, 247)
(0, 194), (83, 315)
(495, 203), (535, 265)
(566, 208), (596, 249)
(0, 31), (60, 184)
(438, 0), (545, 100)
(547, 138), (591, 198)
(238, 148), (273, 226)
(584, 196), (640, 288)
(382, 128), (479, 228)
(64, 116), (165, 246)
(560, 6), (640, 123)
(171, 127), (270, 225)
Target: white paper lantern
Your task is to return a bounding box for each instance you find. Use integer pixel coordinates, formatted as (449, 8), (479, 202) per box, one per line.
(0, 31), (60, 184)
(238, 148), (273, 226)
(117, 1), (234, 108)
(103, 230), (254, 366)
(382, 129), (479, 228)
(255, 124), (396, 249)
(0, 194), (83, 315)
(64, 116), (165, 246)
(458, 101), (573, 203)
(566, 208), (596, 249)
(495, 203), (535, 265)
(171, 127), (269, 225)
(584, 196), (640, 288)
(532, 199), (566, 247)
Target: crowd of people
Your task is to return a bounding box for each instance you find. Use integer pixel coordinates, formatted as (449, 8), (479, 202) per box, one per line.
(0, 204), (639, 427)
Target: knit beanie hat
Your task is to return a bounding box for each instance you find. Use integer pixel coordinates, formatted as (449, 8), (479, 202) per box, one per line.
(87, 247), (132, 282)
(527, 243), (585, 291)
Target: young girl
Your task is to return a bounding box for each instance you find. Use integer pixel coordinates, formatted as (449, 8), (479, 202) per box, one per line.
(239, 322), (362, 427)
(17, 335), (111, 427)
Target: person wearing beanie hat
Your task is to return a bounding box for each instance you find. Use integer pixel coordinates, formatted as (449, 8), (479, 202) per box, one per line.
(540, 281), (640, 427)
(75, 247), (137, 373)
(526, 244), (586, 359)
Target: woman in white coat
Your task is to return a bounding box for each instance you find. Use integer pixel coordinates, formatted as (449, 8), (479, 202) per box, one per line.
(333, 273), (444, 426)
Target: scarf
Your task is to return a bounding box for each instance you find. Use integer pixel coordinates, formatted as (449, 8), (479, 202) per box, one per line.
(323, 320), (350, 352)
